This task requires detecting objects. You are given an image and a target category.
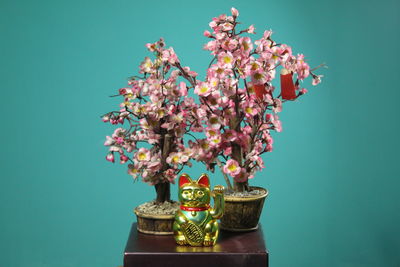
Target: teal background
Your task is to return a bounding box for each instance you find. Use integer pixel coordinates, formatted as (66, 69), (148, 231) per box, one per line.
(1, 0), (399, 266)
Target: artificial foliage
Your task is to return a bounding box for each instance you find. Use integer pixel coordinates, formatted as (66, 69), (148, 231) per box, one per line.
(102, 8), (324, 198)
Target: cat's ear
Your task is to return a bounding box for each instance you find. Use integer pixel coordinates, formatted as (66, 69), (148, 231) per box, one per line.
(197, 174), (210, 187)
(179, 174), (192, 187)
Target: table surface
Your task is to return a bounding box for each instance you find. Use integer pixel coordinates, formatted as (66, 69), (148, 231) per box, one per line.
(124, 223), (268, 267)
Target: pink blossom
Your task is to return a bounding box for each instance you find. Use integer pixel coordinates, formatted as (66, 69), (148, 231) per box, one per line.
(223, 146), (232, 156)
(119, 87), (132, 96)
(102, 115), (110, 122)
(208, 77), (219, 89)
(221, 38), (238, 51)
(139, 57), (154, 73)
(206, 127), (218, 138)
(251, 70), (268, 84)
(109, 145), (121, 153)
(106, 153), (115, 163)
(215, 32), (227, 40)
(204, 30), (212, 38)
(243, 101), (259, 117)
(136, 148), (150, 162)
(209, 20), (218, 29)
(231, 7), (239, 18)
(208, 115), (221, 129)
(166, 152), (189, 166)
(217, 95), (229, 106)
(273, 99), (282, 113)
(221, 79), (238, 97)
(221, 21), (234, 31)
(128, 164), (139, 179)
(145, 43), (156, 52)
(115, 137), (124, 144)
(256, 156), (265, 169)
(272, 116), (282, 132)
(187, 70), (198, 77)
(223, 159), (241, 177)
(147, 132), (160, 144)
(147, 157), (162, 172)
(242, 125), (252, 135)
(223, 130), (237, 142)
(209, 135), (222, 147)
(104, 136), (114, 146)
(263, 30), (272, 39)
(194, 82), (212, 97)
(263, 132), (274, 152)
(247, 24), (255, 34)
(208, 64), (233, 79)
(234, 169), (248, 182)
(239, 37), (253, 55)
(161, 47), (180, 64)
(196, 106), (207, 118)
(120, 154), (129, 164)
(164, 169), (177, 183)
(218, 51), (235, 69)
(179, 82), (188, 96)
(204, 40), (218, 52)
(312, 75), (323, 86)
(296, 54), (310, 80)
(181, 66), (198, 77)
(139, 118), (151, 130)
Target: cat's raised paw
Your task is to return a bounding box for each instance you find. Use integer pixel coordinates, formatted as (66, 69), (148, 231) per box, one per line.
(213, 185), (224, 194)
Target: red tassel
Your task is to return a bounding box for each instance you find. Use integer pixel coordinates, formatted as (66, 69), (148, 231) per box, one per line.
(254, 84), (266, 99)
(280, 68), (296, 100)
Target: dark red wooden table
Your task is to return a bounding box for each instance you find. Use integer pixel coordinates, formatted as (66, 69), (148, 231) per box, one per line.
(123, 223), (268, 267)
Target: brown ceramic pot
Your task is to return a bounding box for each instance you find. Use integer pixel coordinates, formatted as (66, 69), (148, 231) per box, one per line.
(220, 186), (268, 232)
(134, 207), (175, 235)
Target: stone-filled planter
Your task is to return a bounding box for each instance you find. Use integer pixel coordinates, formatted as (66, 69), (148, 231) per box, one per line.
(134, 208), (175, 235)
(220, 187), (268, 232)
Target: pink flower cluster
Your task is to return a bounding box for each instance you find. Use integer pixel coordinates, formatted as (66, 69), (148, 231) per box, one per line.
(102, 39), (201, 185)
(187, 8), (323, 188)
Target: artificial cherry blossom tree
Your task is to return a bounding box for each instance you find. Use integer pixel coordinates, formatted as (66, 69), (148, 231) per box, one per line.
(103, 8), (324, 198)
(102, 39), (202, 203)
(189, 8), (324, 192)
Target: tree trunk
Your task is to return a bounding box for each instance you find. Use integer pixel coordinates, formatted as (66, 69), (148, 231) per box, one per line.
(231, 113), (249, 192)
(155, 182), (171, 203)
(234, 180), (248, 192)
(232, 142), (248, 192)
(154, 129), (173, 204)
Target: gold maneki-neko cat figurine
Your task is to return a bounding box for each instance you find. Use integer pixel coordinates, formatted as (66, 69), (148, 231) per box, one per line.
(173, 174), (224, 246)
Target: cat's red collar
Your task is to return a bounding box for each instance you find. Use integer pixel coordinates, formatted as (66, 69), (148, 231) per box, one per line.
(180, 205), (210, 211)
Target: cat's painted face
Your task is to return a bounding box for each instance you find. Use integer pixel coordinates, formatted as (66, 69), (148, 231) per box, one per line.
(178, 174), (210, 207)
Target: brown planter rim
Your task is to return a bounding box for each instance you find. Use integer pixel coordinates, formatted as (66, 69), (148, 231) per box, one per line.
(134, 207), (176, 220)
(220, 224), (260, 232)
(224, 186), (269, 202)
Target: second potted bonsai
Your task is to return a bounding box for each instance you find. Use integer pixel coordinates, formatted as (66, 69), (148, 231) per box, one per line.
(189, 8), (324, 231)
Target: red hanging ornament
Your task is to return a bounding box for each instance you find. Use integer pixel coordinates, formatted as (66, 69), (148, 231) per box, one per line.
(253, 84), (266, 99)
(280, 68), (297, 100)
